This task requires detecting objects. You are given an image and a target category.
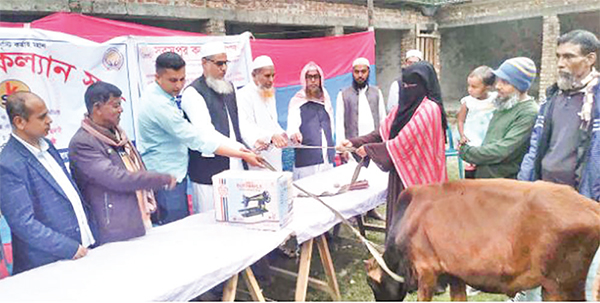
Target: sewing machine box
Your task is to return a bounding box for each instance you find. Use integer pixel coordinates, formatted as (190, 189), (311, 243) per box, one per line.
(212, 170), (293, 231)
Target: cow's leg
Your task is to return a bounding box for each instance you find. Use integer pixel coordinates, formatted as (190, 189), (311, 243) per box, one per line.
(417, 272), (437, 301)
(448, 277), (467, 301)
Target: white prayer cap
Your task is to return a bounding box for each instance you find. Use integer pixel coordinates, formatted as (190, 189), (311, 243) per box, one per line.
(252, 55), (274, 70)
(201, 41), (226, 58)
(352, 57), (370, 67)
(406, 49), (423, 60)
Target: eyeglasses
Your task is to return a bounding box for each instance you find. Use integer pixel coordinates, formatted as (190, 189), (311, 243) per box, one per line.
(306, 74), (321, 81)
(206, 59), (229, 67)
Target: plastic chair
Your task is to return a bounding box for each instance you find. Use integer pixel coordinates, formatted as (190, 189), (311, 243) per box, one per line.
(445, 126), (464, 179)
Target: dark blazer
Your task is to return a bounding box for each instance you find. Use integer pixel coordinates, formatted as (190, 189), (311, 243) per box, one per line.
(69, 127), (171, 245)
(0, 136), (85, 274)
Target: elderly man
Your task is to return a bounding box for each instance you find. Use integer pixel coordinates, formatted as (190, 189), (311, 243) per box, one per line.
(69, 82), (175, 245)
(138, 51), (260, 225)
(517, 29), (600, 301)
(459, 57), (539, 179)
(0, 92), (94, 274)
(386, 49), (425, 112)
(287, 62), (335, 180)
(181, 42), (261, 213)
(237, 55), (288, 171)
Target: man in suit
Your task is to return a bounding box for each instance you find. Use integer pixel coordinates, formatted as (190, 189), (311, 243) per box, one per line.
(0, 91), (95, 274)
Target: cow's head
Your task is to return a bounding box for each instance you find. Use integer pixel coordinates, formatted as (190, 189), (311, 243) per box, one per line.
(365, 258), (407, 301)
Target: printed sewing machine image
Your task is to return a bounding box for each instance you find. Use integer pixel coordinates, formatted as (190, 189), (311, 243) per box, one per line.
(212, 170), (293, 231)
(239, 191), (271, 217)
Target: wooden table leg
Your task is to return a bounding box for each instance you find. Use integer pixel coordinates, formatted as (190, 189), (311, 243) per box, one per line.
(222, 274), (238, 301)
(295, 238), (314, 302)
(316, 234), (341, 301)
(242, 267), (265, 302)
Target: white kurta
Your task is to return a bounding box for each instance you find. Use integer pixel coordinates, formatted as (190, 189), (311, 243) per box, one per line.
(386, 80), (400, 113)
(181, 86), (244, 213)
(236, 81), (285, 171)
(335, 86), (386, 146)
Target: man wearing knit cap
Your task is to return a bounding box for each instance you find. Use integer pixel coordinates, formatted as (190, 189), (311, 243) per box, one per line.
(181, 41), (262, 214)
(516, 29), (600, 302)
(459, 57), (538, 179)
(237, 55), (288, 171)
(335, 57), (386, 220)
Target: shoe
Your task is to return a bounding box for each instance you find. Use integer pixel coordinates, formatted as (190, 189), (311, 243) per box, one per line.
(366, 209), (385, 221)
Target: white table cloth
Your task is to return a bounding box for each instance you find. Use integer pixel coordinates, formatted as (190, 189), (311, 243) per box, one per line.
(0, 163), (387, 301)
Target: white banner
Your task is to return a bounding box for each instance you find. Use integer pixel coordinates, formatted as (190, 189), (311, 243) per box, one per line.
(0, 28), (134, 158)
(0, 29), (253, 158)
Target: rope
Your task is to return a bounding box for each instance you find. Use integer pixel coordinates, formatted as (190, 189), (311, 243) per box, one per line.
(258, 157), (404, 283)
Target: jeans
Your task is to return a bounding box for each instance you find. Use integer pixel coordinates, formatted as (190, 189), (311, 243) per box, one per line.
(152, 178), (189, 225)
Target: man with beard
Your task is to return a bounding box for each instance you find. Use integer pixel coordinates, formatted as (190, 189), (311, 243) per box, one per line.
(516, 30), (600, 301)
(237, 55), (288, 171)
(287, 62), (335, 180)
(138, 51), (260, 225)
(335, 57), (386, 220)
(181, 41), (262, 213)
(459, 57), (538, 179)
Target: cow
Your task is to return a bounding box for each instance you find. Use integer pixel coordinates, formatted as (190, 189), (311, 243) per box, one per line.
(366, 179), (600, 301)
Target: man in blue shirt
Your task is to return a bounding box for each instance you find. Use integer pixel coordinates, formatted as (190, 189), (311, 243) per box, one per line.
(137, 52), (262, 225)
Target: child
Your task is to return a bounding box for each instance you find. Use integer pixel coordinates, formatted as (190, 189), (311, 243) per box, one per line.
(457, 66), (497, 179)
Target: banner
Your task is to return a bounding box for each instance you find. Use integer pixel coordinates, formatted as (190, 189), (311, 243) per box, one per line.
(0, 29), (253, 158)
(0, 28), (134, 159)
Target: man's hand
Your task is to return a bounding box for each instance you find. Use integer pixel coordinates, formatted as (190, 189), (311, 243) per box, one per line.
(167, 176), (177, 190)
(290, 133), (302, 144)
(72, 245), (88, 260)
(254, 139), (270, 151)
(271, 133), (288, 148)
(240, 147), (264, 168)
(459, 136), (470, 146)
(356, 146), (367, 158)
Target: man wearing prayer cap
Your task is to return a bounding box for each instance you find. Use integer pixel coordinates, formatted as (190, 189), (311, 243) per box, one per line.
(180, 41), (262, 214)
(405, 49), (423, 66)
(386, 49), (426, 112)
(237, 55), (288, 171)
(459, 57), (539, 179)
(335, 57), (386, 220)
(287, 62), (335, 180)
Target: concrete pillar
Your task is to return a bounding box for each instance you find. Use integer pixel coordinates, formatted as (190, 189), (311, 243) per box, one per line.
(376, 29), (402, 108)
(539, 14), (560, 101)
(202, 19), (226, 36)
(326, 26), (344, 36)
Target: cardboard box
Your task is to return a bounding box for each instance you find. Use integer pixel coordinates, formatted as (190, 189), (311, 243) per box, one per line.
(212, 170), (293, 231)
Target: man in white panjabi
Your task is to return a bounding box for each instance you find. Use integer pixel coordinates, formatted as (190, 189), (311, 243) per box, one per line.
(237, 55), (288, 171)
(180, 41), (251, 213)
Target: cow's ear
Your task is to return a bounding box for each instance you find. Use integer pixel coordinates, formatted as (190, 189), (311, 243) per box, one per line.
(366, 258), (383, 284)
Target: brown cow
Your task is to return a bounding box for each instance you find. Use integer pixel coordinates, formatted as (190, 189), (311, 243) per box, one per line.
(366, 179), (600, 301)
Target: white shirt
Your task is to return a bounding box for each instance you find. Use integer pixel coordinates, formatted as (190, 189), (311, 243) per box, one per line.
(460, 92), (497, 147)
(12, 134), (95, 248)
(387, 80), (400, 113)
(236, 81), (285, 171)
(335, 86), (386, 145)
(181, 85), (244, 173)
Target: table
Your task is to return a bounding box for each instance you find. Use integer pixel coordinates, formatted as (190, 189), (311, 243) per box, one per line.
(0, 163), (387, 301)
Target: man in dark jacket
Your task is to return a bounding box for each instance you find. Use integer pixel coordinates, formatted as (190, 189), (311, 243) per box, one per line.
(0, 92), (94, 274)
(69, 82), (175, 245)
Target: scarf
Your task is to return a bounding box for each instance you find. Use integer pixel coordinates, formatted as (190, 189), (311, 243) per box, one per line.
(390, 61), (447, 140)
(574, 68), (600, 130)
(81, 116), (157, 229)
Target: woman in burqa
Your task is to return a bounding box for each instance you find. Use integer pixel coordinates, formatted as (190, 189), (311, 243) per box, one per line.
(339, 61), (448, 236)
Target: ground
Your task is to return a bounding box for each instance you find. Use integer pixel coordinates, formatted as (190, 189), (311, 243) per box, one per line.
(231, 154), (510, 301)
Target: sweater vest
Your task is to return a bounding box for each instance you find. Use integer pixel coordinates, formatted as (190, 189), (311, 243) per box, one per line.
(341, 85), (381, 140)
(187, 76), (247, 184)
(296, 102), (335, 168)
